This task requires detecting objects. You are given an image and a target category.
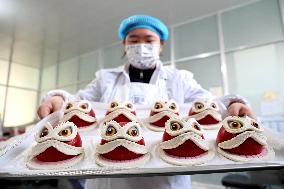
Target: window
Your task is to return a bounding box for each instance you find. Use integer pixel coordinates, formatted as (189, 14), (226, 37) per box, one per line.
(175, 55), (223, 94)
(4, 88), (37, 126)
(0, 86), (6, 119)
(0, 60), (8, 84)
(9, 63), (39, 89)
(226, 42), (284, 115)
(222, 0), (283, 50)
(41, 64), (57, 90)
(58, 58), (79, 87)
(79, 51), (100, 81)
(102, 43), (125, 68)
(174, 15), (219, 59)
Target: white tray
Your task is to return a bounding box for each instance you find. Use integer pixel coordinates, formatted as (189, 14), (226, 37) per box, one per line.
(0, 102), (284, 179)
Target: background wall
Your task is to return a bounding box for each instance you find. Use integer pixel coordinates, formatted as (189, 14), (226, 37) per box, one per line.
(0, 0), (284, 129)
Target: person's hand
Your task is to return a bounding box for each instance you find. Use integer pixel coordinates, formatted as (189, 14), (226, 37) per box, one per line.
(37, 96), (64, 119)
(227, 102), (256, 119)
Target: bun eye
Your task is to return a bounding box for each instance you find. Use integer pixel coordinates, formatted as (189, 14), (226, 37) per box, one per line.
(192, 122), (201, 131)
(169, 103), (176, 110)
(170, 121), (182, 131)
(211, 103), (217, 109)
(80, 103), (89, 110)
(194, 102), (204, 110)
(40, 128), (49, 137)
(228, 120), (243, 129)
(251, 121), (259, 128)
(110, 102), (118, 108)
(106, 125), (117, 136)
(126, 103), (133, 109)
(65, 103), (73, 110)
(59, 127), (72, 137)
(127, 126), (139, 137)
(154, 102), (163, 109)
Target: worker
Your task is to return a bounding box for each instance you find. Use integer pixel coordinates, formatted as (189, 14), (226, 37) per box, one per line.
(38, 15), (255, 189)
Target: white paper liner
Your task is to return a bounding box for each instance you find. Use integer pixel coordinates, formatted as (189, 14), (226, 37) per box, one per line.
(95, 152), (150, 168)
(158, 146), (215, 166)
(0, 135), (21, 151)
(217, 145), (275, 162)
(200, 122), (222, 130)
(26, 153), (85, 170)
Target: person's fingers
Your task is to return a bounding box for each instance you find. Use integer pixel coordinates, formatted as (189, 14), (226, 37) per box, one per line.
(227, 104), (241, 116)
(239, 107), (256, 119)
(238, 107), (247, 117)
(228, 103), (257, 120)
(51, 99), (63, 112)
(37, 104), (51, 119)
(37, 96), (64, 120)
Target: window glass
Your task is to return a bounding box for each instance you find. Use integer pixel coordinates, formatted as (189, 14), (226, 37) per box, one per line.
(58, 58), (79, 86)
(102, 43), (125, 68)
(79, 51), (100, 81)
(174, 15), (219, 59)
(4, 88), (37, 127)
(222, 0), (283, 49)
(175, 55), (223, 94)
(41, 64), (56, 90)
(9, 63), (39, 89)
(0, 60), (8, 84)
(226, 42), (284, 115)
(0, 86), (6, 119)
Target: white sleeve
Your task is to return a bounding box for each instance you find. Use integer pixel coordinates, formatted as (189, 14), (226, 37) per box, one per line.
(41, 71), (102, 103)
(219, 94), (249, 108)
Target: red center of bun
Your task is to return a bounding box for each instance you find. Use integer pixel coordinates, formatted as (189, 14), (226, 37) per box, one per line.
(151, 115), (170, 127)
(197, 115), (220, 125)
(88, 109), (96, 117)
(150, 111), (179, 128)
(105, 111), (136, 123)
(217, 127), (263, 155)
(188, 111), (197, 116)
(68, 115), (95, 128)
(100, 139), (145, 160)
(36, 134), (82, 162)
(162, 132), (206, 157)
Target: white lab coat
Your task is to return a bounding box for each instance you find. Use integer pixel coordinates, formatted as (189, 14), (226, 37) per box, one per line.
(44, 61), (246, 107)
(43, 61), (247, 189)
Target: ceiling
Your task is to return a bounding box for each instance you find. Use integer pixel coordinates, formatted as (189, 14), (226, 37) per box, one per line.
(0, 0), (254, 68)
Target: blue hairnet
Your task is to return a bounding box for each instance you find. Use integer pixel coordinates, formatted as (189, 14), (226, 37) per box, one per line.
(118, 15), (169, 41)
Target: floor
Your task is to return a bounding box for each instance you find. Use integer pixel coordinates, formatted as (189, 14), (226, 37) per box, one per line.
(191, 171), (284, 189)
(1, 171), (284, 189)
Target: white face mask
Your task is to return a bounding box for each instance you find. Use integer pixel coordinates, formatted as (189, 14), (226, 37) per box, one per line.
(126, 44), (160, 70)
